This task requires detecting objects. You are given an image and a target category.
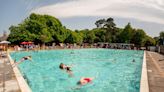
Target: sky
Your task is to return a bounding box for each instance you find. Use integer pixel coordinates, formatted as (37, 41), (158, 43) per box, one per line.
(1, 0), (164, 37)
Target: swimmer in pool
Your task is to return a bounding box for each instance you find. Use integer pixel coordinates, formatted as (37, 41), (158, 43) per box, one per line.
(132, 59), (135, 62)
(77, 77), (94, 85)
(59, 63), (73, 77)
(12, 56), (32, 67)
(59, 63), (72, 70)
(73, 77), (95, 89)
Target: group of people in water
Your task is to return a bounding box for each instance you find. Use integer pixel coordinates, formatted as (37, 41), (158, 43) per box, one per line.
(13, 54), (136, 89)
(13, 56), (94, 88)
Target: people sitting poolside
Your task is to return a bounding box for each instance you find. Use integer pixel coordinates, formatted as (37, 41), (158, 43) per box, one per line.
(12, 56), (32, 67)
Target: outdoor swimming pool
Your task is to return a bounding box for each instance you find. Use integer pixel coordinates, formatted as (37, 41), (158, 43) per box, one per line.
(10, 49), (144, 92)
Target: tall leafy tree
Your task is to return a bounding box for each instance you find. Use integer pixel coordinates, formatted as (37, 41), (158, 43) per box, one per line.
(131, 29), (146, 46)
(159, 31), (164, 45)
(8, 13), (70, 44)
(104, 18), (117, 42)
(65, 31), (83, 44)
(119, 23), (134, 43)
(143, 36), (156, 46)
(93, 28), (106, 42)
(95, 19), (106, 28)
(95, 18), (117, 42)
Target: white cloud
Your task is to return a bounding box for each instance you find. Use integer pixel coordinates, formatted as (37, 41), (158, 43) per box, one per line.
(32, 0), (164, 24)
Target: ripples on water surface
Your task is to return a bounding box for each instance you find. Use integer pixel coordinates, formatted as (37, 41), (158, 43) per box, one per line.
(10, 49), (144, 92)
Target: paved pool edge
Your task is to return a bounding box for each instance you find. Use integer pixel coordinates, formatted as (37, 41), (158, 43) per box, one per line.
(140, 51), (149, 92)
(7, 52), (32, 92)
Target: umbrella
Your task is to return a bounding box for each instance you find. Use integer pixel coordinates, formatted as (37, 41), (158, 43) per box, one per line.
(0, 40), (11, 44)
(27, 41), (33, 44)
(21, 41), (28, 45)
(0, 40), (10, 51)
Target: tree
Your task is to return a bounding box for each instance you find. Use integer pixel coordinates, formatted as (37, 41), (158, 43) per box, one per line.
(65, 32), (83, 44)
(119, 23), (134, 43)
(115, 28), (123, 43)
(86, 31), (96, 44)
(159, 31), (164, 45)
(95, 18), (117, 42)
(160, 32), (164, 39)
(143, 36), (155, 46)
(8, 14), (155, 46)
(38, 28), (53, 43)
(104, 18), (117, 42)
(80, 30), (96, 44)
(95, 19), (106, 28)
(8, 25), (35, 44)
(131, 29), (146, 46)
(93, 28), (106, 42)
(8, 13), (70, 44)
(154, 37), (160, 45)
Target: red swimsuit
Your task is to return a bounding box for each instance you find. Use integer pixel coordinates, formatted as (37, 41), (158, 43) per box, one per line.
(84, 78), (92, 83)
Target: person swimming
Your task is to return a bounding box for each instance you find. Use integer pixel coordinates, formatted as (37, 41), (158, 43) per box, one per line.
(12, 56), (32, 67)
(21, 56), (32, 61)
(59, 63), (73, 77)
(72, 77), (95, 89)
(59, 63), (71, 70)
(77, 77), (94, 86)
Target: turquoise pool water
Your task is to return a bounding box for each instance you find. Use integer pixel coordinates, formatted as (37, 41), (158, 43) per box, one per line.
(10, 49), (144, 92)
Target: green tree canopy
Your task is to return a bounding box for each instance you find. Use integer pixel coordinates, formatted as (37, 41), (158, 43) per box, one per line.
(131, 29), (146, 46)
(143, 36), (156, 46)
(119, 23), (134, 43)
(8, 13), (70, 44)
(7, 13), (156, 47)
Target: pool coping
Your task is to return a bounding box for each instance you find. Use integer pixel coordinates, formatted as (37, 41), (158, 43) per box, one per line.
(140, 51), (149, 92)
(7, 52), (32, 92)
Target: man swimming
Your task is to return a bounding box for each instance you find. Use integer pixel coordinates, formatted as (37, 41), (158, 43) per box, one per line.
(59, 63), (73, 77)
(12, 56), (32, 67)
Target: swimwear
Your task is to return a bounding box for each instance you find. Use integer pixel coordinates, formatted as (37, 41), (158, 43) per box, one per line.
(23, 57), (28, 60)
(84, 78), (91, 83)
(66, 67), (71, 71)
(20, 57), (30, 62)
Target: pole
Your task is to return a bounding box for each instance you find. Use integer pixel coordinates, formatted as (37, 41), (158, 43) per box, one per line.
(2, 57), (6, 92)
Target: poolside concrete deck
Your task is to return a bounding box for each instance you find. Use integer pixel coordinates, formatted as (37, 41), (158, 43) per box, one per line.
(146, 51), (164, 92)
(0, 52), (20, 92)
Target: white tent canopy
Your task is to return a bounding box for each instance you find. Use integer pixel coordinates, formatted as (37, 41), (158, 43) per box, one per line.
(0, 40), (11, 44)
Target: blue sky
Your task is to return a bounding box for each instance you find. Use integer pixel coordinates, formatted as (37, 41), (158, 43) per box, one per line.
(1, 0), (164, 37)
